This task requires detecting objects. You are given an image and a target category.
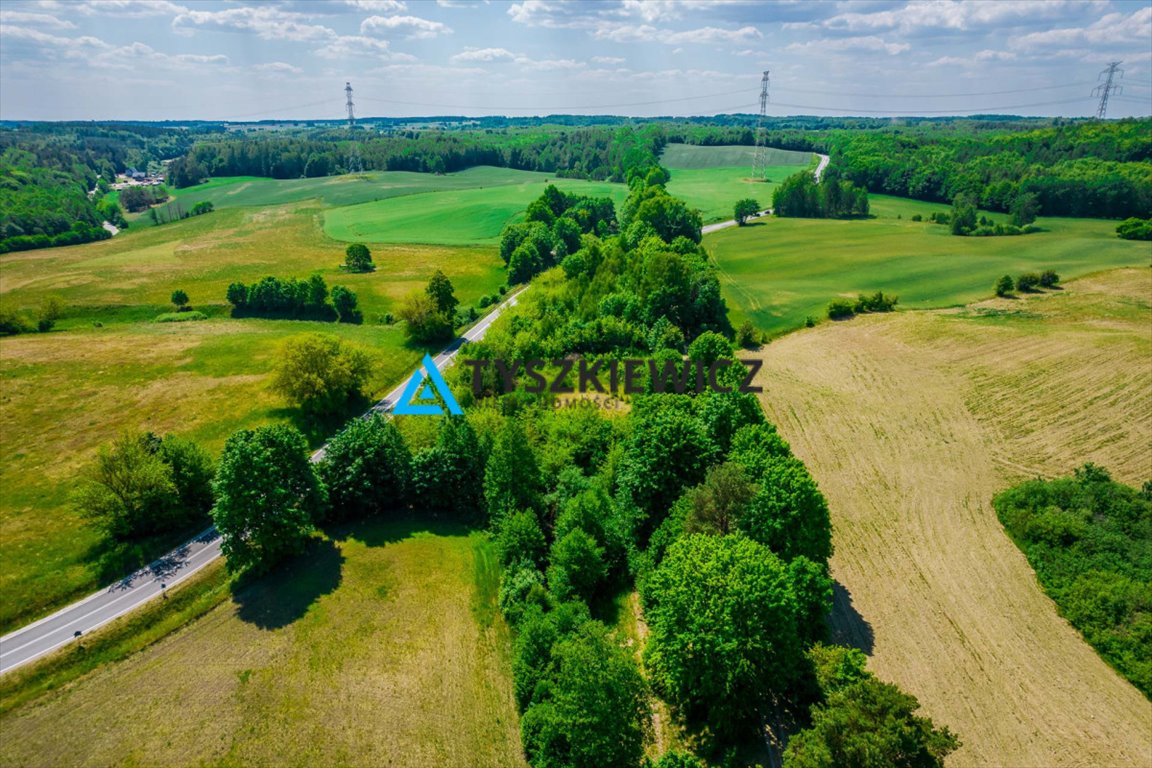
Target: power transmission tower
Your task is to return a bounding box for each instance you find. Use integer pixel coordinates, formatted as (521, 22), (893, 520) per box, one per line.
(751, 70), (770, 180)
(1092, 62), (1123, 119)
(344, 81), (363, 173)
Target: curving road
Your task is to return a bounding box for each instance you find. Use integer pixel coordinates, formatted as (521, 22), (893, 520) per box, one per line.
(700, 152), (830, 236)
(0, 286), (528, 675)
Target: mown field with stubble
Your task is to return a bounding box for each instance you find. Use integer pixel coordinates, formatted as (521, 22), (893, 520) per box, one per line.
(751, 267), (1152, 767)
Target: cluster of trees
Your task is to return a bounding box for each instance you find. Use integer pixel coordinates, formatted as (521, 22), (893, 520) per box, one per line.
(119, 184), (170, 213)
(396, 269), (460, 343)
(225, 274), (361, 323)
(0, 295), (63, 335)
(827, 290), (898, 321)
(499, 184), (618, 284)
(166, 125), (665, 185)
(994, 465), (1152, 696)
(73, 431), (215, 540)
(772, 167), (868, 219)
(948, 193), (1038, 237)
(995, 270), (1059, 296)
(1117, 217), (1152, 240)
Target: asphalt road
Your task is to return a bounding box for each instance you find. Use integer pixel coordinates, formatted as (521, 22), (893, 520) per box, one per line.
(699, 153), (830, 236)
(0, 286), (528, 675)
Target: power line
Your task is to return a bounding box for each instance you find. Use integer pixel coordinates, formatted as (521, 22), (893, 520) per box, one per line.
(755, 97), (1092, 115)
(772, 81), (1098, 99)
(356, 87), (752, 112)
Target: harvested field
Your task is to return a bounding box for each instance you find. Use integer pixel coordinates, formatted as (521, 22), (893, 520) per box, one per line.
(751, 268), (1152, 766)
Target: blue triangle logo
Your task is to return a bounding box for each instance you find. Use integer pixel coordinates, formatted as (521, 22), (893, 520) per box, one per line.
(394, 354), (463, 416)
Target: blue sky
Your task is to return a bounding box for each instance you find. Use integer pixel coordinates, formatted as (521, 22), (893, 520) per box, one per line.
(1, 0), (1149, 120)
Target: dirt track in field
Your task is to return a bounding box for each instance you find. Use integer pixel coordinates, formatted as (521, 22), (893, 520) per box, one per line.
(751, 268), (1152, 767)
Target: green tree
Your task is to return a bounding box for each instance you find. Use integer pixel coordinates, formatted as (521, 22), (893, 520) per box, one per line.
(1009, 192), (1040, 227)
(36, 295), (63, 332)
(733, 198), (761, 225)
(642, 534), (804, 736)
(270, 333), (372, 416)
(949, 193), (978, 236)
(170, 289), (189, 311)
(73, 431), (179, 539)
(1039, 269), (1060, 288)
(738, 455), (833, 564)
(683, 462), (756, 536)
(211, 424), (325, 574)
(435, 416), (487, 519)
(784, 678), (960, 768)
(344, 242), (374, 272)
(687, 331), (732, 366)
(521, 621), (648, 768)
(497, 510), (547, 569)
(330, 285), (362, 324)
(397, 290), (454, 343)
(1016, 272), (1041, 292)
(317, 413), (411, 521)
(547, 527), (607, 603)
(484, 417), (542, 524)
(158, 435), (215, 520)
(995, 275), (1014, 297)
(426, 269), (459, 316)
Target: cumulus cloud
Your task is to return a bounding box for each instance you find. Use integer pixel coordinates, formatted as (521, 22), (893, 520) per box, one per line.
(787, 35), (910, 55)
(343, 0), (407, 11)
(1010, 6), (1151, 50)
(451, 47), (517, 62)
(791, 0), (1095, 34)
(360, 14), (452, 39)
(172, 6), (335, 41)
(255, 61), (304, 74)
(0, 11), (75, 28)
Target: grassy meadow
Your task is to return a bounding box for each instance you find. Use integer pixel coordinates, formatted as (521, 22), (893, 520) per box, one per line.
(323, 175), (627, 246)
(0, 519), (528, 768)
(0, 181), (509, 631)
(708, 194), (1152, 336)
(661, 143), (814, 223)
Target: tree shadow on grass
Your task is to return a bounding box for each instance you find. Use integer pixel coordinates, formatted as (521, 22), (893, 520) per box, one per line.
(322, 513), (474, 548)
(87, 519), (211, 587)
(231, 537), (344, 630)
(827, 580), (875, 655)
(269, 392), (376, 449)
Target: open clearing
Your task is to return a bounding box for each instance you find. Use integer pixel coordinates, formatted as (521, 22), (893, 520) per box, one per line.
(709, 194), (1151, 336)
(751, 268), (1152, 766)
(661, 143), (814, 224)
(323, 175), (627, 245)
(0, 520), (527, 768)
(0, 196), (505, 630)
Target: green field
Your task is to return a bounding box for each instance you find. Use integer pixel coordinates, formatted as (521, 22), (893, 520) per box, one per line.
(707, 195), (1152, 336)
(323, 176), (627, 246)
(169, 166), (599, 212)
(0, 519), (527, 768)
(661, 143), (814, 223)
(0, 195), (507, 631)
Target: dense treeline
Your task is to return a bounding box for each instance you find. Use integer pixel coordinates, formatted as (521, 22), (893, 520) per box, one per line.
(672, 118), (1152, 220)
(994, 465), (1152, 697)
(167, 124), (666, 185)
(225, 274), (362, 323)
(0, 123), (194, 253)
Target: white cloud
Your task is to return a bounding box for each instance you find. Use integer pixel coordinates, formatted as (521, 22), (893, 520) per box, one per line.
(172, 6), (335, 42)
(0, 11), (75, 28)
(61, 0), (189, 17)
(592, 55), (625, 64)
(665, 25), (761, 44)
(343, 0), (407, 10)
(0, 24), (111, 54)
(313, 34), (418, 59)
(786, 35), (910, 55)
(792, 0), (1096, 34)
(1011, 7), (1151, 50)
(360, 14), (452, 39)
(255, 61), (304, 74)
(451, 47), (517, 62)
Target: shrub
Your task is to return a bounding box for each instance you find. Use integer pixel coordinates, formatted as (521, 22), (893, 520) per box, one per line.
(497, 510), (548, 570)
(1116, 217), (1152, 241)
(853, 290), (898, 313)
(271, 333), (372, 416)
(155, 311), (207, 323)
(170, 289), (190, 310)
(995, 275), (1014, 297)
(1039, 269), (1060, 288)
(547, 527), (607, 603)
(827, 299), (855, 320)
(1016, 272), (1041, 292)
(736, 319), (759, 348)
